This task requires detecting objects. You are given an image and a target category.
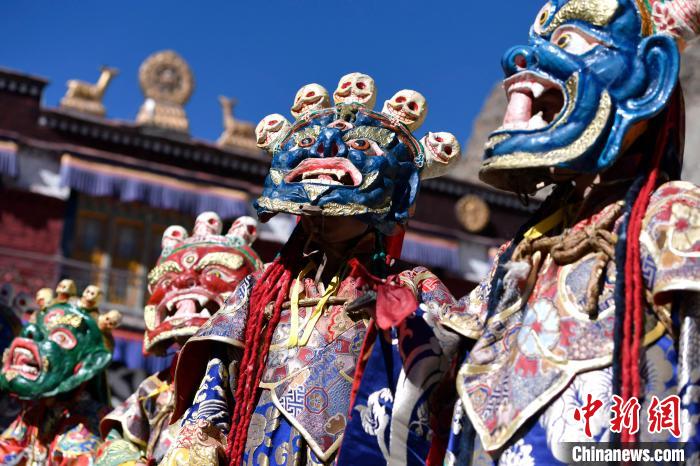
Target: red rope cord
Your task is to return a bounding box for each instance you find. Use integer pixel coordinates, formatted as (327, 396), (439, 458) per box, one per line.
(225, 257), (291, 464)
(620, 91), (676, 443)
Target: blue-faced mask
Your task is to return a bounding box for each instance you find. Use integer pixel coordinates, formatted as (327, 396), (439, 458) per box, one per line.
(254, 74), (462, 234)
(480, 0), (684, 193)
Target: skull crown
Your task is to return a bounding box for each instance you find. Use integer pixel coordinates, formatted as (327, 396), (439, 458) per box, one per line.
(160, 212), (259, 254)
(255, 72), (461, 180)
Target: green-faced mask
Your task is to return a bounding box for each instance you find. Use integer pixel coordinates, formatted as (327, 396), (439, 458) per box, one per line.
(0, 302), (111, 400)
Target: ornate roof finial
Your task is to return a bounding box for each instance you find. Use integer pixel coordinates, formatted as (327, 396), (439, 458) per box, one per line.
(60, 66), (119, 117)
(135, 50), (194, 135)
(217, 96), (259, 151)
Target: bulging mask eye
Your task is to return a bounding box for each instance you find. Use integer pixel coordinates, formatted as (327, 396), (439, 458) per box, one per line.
(347, 139), (384, 156)
(551, 26), (600, 55)
(328, 120), (353, 131)
(49, 328), (77, 349)
(299, 136), (316, 148)
(349, 139), (370, 151)
(203, 266), (237, 282)
(534, 3), (554, 34)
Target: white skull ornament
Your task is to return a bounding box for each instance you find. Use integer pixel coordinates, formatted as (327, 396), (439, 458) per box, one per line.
(35, 288), (53, 310)
(55, 279), (77, 301)
(419, 132), (461, 179)
(333, 73), (377, 108)
(162, 225), (188, 249)
(193, 212), (223, 237)
(80, 285), (103, 309)
(382, 90), (427, 131)
(290, 84), (330, 119)
(255, 114), (291, 151)
(227, 216), (258, 246)
(99, 309), (123, 332)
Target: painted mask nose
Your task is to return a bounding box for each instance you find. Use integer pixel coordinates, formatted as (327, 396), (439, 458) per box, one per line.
(503, 46), (539, 76)
(22, 325), (44, 342)
(315, 129), (347, 158)
(173, 272), (198, 289)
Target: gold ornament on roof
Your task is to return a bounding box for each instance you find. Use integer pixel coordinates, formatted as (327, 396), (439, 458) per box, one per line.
(455, 195), (490, 233)
(139, 50), (193, 103)
(136, 50), (194, 134)
(217, 96), (259, 151)
(60, 66), (119, 117)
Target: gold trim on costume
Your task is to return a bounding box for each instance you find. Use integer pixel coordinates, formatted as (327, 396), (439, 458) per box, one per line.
(480, 91), (612, 172)
(635, 0), (654, 36)
(268, 389), (344, 462)
(256, 197), (391, 217)
(341, 127), (395, 147)
(147, 261), (184, 286)
(541, 0), (620, 35)
(292, 126), (322, 146)
(269, 169), (285, 186)
(194, 252), (244, 271)
(457, 321), (666, 451)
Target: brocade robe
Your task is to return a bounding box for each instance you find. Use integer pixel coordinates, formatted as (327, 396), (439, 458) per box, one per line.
(0, 391), (108, 466)
(440, 181), (700, 465)
(159, 264), (458, 466)
(95, 370), (176, 466)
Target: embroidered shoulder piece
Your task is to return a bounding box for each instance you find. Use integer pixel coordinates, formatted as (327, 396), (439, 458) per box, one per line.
(95, 432), (144, 466)
(160, 359), (229, 466)
(188, 272), (258, 347)
(640, 181), (700, 304)
(53, 422), (103, 462)
(437, 244), (509, 340)
(99, 371), (169, 445)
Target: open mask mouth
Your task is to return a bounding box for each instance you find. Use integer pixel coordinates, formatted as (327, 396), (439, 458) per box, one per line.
(500, 72), (566, 132)
(156, 291), (221, 328)
(285, 158), (362, 187)
(4, 338), (42, 381)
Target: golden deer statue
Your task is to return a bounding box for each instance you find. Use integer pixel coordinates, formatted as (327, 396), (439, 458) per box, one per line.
(217, 95), (258, 151)
(60, 66), (119, 117)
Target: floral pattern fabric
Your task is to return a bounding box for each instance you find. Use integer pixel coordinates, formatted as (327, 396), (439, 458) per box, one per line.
(162, 266), (457, 465)
(0, 391), (107, 466)
(338, 267), (461, 465)
(96, 370), (176, 466)
(443, 181), (700, 464)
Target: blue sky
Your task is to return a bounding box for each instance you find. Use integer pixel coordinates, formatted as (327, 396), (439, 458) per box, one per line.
(2, 1), (541, 149)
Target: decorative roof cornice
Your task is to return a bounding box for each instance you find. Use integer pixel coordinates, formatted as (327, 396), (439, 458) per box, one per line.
(0, 68), (48, 99)
(38, 108), (270, 178)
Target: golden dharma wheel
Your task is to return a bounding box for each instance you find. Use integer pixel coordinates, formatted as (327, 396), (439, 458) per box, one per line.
(139, 50), (194, 105)
(455, 194), (490, 233)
